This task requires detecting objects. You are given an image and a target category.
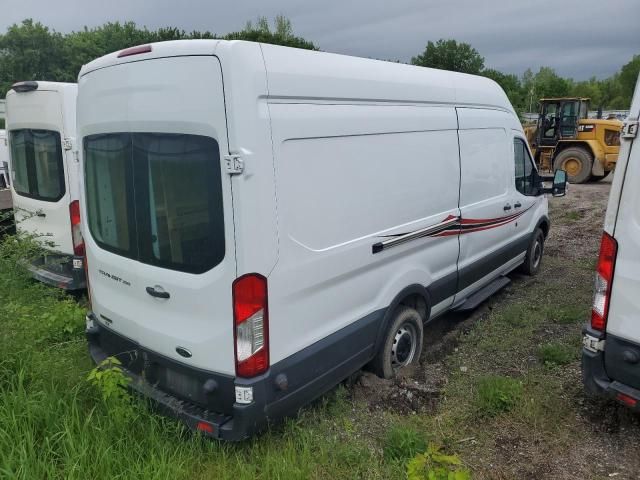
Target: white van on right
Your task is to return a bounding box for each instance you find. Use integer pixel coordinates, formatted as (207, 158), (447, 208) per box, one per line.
(583, 75), (640, 409)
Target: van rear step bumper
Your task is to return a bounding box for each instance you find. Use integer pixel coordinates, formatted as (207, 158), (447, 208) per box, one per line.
(27, 253), (86, 290)
(582, 325), (640, 411)
(86, 318), (263, 441)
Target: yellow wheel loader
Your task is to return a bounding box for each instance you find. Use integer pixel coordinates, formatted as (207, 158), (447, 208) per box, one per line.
(524, 97), (623, 183)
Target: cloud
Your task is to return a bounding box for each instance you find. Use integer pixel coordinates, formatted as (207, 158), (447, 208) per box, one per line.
(1, 0), (638, 79)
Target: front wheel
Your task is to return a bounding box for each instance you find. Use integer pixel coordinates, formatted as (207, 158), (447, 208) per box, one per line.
(371, 307), (424, 379)
(553, 147), (593, 184)
(519, 228), (545, 276)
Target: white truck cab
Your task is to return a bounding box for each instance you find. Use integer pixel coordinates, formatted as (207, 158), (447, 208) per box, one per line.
(583, 76), (640, 409)
(78, 40), (566, 440)
(6, 81), (85, 290)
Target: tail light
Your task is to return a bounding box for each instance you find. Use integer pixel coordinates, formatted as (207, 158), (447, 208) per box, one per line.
(591, 232), (618, 331)
(233, 274), (269, 378)
(69, 200), (84, 257)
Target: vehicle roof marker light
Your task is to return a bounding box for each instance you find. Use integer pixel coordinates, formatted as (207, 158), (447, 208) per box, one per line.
(117, 45), (152, 58)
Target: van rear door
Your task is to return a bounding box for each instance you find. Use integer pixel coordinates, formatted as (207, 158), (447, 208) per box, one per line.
(79, 56), (237, 375)
(8, 90), (73, 254)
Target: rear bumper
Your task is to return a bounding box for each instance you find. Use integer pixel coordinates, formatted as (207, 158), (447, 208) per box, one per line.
(85, 308), (381, 441)
(86, 317), (265, 441)
(27, 253), (86, 291)
(582, 325), (640, 411)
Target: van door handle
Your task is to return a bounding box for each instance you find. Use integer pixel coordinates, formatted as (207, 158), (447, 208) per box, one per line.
(503, 204), (512, 211)
(514, 202), (522, 208)
(146, 286), (170, 299)
(36, 212), (46, 217)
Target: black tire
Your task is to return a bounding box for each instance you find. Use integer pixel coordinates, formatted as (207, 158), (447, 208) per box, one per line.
(589, 174), (606, 182)
(371, 307), (424, 379)
(519, 228), (545, 276)
(553, 147), (593, 184)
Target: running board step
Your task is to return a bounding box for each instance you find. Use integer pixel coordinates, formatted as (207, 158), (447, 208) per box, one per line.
(454, 276), (511, 312)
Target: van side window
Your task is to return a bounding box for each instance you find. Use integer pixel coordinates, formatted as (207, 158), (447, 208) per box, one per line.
(9, 129), (65, 202)
(513, 138), (537, 196)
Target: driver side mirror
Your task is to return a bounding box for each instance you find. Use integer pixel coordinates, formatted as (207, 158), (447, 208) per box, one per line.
(538, 169), (568, 197)
(552, 169), (567, 197)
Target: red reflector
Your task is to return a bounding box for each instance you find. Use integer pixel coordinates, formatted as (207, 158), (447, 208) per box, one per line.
(616, 392), (637, 408)
(196, 421), (214, 434)
(117, 45), (152, 58)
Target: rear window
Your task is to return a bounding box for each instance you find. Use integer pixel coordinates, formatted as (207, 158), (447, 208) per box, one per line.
(84, 133), (225, 274)
(9, 129), (65, 201)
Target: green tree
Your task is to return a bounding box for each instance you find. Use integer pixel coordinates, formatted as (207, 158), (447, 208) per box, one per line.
(619, 54), (640, 104)
(411, 39), (485, 74)
(482, 68), (524, 111)
(225, 16), (317, 50)
(0, 19), (68, 95)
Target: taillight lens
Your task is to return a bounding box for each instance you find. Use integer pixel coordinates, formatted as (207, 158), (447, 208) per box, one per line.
(591, 232), (618, 331)
(69, 200), (85, 257)
(233, 274), (269, 378)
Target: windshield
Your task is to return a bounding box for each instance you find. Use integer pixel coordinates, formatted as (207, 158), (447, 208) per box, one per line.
(84, 132), (225, 274)
(9, 129), (65, 201)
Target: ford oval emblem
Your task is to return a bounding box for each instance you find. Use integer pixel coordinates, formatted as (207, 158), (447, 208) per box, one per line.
(176, 347), (192, 358)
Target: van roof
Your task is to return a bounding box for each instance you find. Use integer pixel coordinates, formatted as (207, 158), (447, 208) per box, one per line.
(79, 40), (515, 115)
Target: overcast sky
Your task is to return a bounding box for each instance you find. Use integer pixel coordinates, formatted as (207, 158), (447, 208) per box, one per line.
(2, 0), (638, 79)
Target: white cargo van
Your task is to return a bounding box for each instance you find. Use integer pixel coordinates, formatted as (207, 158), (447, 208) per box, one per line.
(78, 40), (566, 440)
(6, 81), (85, 290)
(0, 129), (9, 188)
(583, 77), (640, 409)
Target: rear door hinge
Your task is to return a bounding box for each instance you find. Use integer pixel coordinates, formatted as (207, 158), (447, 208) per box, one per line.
(622, 119), (638, 139)
(224, 154), (244, 175)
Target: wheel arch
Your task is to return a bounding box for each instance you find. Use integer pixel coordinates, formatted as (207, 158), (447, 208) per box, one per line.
(372, 284), (431, 356)
(535, 215), (550, 239)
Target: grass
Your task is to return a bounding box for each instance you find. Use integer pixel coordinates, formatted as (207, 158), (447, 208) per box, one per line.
(474, 376), (523, 416)
(383, 425), (427, 461)
(0, 235), (403, 479)
(537, 342), (577, 367)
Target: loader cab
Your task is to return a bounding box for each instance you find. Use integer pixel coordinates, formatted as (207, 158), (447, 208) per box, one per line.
(536, 98), (589, 147)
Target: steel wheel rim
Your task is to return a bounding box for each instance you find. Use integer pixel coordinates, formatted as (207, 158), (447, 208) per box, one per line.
(532, 239), (542, 269)
(391, 323), (417, 368)
(563, 158), (582, 177)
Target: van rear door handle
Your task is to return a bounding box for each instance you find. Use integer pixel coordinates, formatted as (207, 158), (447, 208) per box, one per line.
(514, 202), (522, 208)
(503, 204), (512, 211)
(146, 286), (170, 299)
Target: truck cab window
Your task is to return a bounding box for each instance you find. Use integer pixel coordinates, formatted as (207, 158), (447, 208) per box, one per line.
(514, 138), (537, 196)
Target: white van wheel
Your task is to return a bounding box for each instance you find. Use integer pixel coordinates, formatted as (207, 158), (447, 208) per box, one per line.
(520, 228), (545, 276)
(372, 307), (424, 379)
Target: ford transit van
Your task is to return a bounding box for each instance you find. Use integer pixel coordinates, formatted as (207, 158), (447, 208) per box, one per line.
(583, 76), (640, 409)
(6, 81), (85, 290)
(79, 40), (566, 440)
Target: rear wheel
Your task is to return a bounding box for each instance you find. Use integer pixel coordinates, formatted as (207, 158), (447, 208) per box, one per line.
(553, 147), (593, 184)
(372, 307), (424, 379)
(519, 228), (545, 276)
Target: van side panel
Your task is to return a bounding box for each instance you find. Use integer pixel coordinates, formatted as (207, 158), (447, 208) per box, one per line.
(606, 126), (640, 343)
(455, 109), (521, 300)
(268, 103), (461, 366)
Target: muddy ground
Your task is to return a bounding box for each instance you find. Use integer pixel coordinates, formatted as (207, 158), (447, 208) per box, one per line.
(351, 175), (640, 479)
